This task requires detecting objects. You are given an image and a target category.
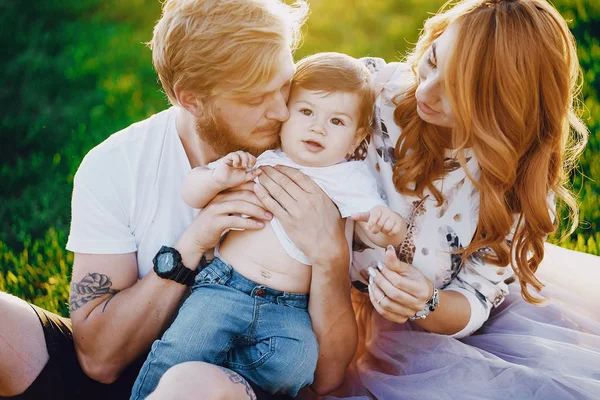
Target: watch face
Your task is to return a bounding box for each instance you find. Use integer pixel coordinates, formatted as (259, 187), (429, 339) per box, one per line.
(156, 252), (175, 274)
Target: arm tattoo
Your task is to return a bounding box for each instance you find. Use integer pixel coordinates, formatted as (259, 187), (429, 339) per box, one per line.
(217, 366), (257, 400)
(69, 273), (120, 313)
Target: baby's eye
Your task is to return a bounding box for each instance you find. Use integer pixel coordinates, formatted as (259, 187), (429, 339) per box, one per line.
(299, 108), (313, 116)
(331, 118), (344, 126)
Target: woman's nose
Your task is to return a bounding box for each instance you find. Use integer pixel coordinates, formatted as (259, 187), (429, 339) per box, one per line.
(417, 74), (439, 103)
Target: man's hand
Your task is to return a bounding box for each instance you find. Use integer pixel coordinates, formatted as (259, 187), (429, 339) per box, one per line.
(212, 151), (261, 189)
(177, 183), (272, 268)
(253, 165), (347, 266)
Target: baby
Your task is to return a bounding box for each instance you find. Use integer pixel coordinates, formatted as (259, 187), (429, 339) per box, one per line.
(132, 53), (407, 398)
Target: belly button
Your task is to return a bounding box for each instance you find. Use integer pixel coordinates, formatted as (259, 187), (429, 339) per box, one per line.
(261, 269), (272, 279)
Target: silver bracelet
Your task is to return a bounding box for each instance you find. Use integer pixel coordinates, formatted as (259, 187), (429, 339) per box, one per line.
(409, 287), (440, 321)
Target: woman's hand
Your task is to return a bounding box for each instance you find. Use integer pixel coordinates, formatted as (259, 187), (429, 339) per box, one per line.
(368, 246), (434, 323)
(253, 165), (348, 266)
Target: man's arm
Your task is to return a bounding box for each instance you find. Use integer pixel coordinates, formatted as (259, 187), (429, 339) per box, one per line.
(307, 237), (357, 395)
(254, 165), (358, 395)
(70, 187), (271, 383)
(69, 251), (191, 384)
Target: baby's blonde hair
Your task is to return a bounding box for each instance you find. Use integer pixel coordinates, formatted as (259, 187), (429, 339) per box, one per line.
(149, 0), (308, 104)
(292, 52), (376, 140)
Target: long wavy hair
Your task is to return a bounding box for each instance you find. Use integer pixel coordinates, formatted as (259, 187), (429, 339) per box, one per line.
(393, 0), (588, 304)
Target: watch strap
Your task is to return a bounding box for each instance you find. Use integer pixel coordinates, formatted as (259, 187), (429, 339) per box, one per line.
(153, 246), (200, 286)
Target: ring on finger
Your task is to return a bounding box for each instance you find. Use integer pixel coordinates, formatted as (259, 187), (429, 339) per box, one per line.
(376, 294), (387, 305)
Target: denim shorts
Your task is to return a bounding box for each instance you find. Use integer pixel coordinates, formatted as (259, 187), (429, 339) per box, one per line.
(131, 257), (319, 399)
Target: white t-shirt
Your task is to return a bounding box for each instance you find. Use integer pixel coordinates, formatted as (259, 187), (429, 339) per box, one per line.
(67, 107), (198, 278)
(209, 149), (386, 265)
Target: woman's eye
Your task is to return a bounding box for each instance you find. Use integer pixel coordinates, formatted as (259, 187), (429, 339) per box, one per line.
(300, 108), (313, 116)
(426, 52), (437, 69)
(331, 118), (344, 126)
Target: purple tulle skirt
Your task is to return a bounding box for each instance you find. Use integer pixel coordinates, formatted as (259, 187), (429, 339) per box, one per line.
(301, 247), (600, 400)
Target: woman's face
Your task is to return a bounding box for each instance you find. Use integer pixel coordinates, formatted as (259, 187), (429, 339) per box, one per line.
(415, 23), (459, 128)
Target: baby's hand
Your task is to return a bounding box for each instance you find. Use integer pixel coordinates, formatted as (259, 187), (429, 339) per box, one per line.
(351, 205), (405, 236)
(212, 151), (261, 189)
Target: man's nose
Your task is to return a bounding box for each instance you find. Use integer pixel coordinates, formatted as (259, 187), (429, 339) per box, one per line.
(265, 91), (290, 122)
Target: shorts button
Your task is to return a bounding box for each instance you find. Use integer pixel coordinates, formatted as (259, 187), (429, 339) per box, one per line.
(256, 288), (266, 296)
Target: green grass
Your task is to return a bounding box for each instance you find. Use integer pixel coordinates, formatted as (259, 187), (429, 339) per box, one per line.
(1, 0), (598, 317)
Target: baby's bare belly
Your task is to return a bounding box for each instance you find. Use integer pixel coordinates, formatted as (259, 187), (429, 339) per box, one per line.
(218, 223), (312, 294)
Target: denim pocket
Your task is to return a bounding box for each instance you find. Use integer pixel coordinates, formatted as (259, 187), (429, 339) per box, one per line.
(192, 266), (221, 287)
(277, 296), (309, 310)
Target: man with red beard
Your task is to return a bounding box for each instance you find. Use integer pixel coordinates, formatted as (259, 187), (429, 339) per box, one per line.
(0, 1), (357, 399)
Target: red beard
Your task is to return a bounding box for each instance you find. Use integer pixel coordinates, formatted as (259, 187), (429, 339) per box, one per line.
(195, 111), (280, 157)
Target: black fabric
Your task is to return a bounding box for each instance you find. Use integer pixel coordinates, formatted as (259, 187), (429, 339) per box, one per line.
(5, 304), (292, 400)
(5, 304), (144, 400)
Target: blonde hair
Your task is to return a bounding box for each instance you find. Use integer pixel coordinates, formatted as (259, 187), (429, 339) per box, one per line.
(292, 52), (376, 139)
(149, 0), (308, 104)
(393, 0), (588, 304)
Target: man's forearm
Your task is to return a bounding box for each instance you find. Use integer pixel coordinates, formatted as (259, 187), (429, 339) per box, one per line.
(73, 272), (189, 383)
(308, 253), (357, 395)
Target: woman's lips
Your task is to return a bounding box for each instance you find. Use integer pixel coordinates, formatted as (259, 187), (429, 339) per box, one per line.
(417, 101), (440, 115)
(303, 140), (324, 152)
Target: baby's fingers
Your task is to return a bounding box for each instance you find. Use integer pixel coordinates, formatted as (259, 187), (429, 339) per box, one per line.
(383, 217), (401, 235)
(367, 208), (384, 234)
(238, 151), (251, 168)
(228, 152), (243, 167)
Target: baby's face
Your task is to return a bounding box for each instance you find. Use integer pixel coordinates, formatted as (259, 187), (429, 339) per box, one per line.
(280, 87), (362, 167)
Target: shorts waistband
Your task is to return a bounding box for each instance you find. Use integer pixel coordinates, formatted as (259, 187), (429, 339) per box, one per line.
(203, 257), (309, 309)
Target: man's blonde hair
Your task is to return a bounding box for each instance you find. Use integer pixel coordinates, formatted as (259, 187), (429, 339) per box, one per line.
(292, 52), (376, 139)
(149, 0), (308, 104)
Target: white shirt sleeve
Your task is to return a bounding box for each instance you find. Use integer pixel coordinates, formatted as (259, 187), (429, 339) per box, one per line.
(66, 145), (136, 254)
(326, 162), (387, 218)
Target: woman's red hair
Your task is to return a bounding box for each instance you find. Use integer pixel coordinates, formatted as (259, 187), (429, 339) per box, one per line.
(393, 0), (588, 304)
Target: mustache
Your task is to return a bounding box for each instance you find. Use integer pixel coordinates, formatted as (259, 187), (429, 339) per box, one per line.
(253, 122), (281, 133)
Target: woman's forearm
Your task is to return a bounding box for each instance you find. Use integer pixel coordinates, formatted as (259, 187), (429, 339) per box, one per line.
(415, 289), (471, 335)
(308, 249), (357, 396)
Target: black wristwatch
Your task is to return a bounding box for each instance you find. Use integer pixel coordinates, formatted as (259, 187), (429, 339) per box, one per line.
(152, 246), (199, 286)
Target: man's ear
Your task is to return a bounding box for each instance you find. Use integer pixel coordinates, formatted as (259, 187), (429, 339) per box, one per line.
(174, 84), (205, 118)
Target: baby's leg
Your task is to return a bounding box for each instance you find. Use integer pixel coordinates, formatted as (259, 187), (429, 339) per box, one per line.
(131, 281), (255, 400)
(227, 300), (319, 396)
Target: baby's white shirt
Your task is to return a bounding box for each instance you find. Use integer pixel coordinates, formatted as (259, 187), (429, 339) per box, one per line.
(209, 149), (385, 265)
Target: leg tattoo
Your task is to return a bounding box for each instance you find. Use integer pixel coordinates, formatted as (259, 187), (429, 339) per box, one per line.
(217, 366), (257, 400)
